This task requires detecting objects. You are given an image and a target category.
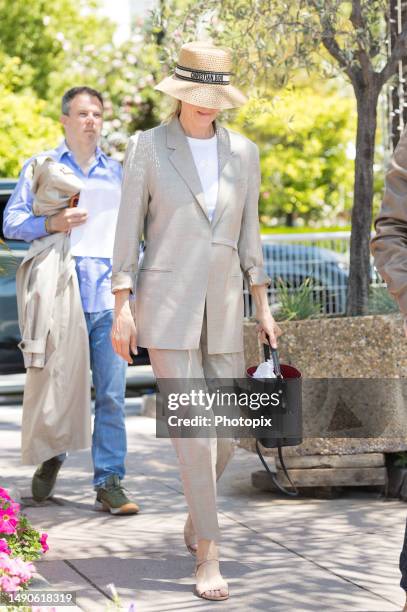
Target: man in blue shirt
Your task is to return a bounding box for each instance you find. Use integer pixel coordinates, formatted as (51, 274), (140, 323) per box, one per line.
(3, 86), (139, 515)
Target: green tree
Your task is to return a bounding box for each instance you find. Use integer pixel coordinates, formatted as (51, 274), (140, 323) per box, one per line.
(0, 0), (114, 100)
(0, 52), (35, 93)
(0, 89), (62, 177)
(44, 18), (163, 160)
(0, 0), (118, 175)
(158, 0), (404, 316)
(0, 4), (163, 171)
(231, 86), (356, 226)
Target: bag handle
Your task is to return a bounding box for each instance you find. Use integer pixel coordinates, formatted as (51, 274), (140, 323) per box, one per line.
(259, 333), (298, 495)
(264, 333), (282, 378)
(256, 440), (299, 497)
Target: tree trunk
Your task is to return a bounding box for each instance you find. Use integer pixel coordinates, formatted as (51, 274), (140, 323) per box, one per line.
(389, 0), (407, 150)
(346, 86), (379, 316)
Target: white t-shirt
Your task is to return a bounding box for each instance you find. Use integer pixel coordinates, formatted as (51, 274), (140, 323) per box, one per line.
(187, 134), (218, 223)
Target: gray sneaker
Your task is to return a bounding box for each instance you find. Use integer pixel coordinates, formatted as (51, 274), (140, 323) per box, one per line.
(32, 456), (64, 501)
(95, 475), (139, 515)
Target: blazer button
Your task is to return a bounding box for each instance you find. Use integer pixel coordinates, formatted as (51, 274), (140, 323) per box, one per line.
(20, 342), (25, 349)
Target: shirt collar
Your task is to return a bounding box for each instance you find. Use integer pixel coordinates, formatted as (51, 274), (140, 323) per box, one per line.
(55, 140), (108, 167)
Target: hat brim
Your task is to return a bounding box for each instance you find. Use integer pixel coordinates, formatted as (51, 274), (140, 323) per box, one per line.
(154, 75), (248, 110)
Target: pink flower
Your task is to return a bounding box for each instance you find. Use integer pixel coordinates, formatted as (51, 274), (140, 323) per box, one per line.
(8, 501), (20, 514)
(0, 573), (21, 592)
(2, 499), (20, 514)
(40, 533), (49, 553)
(9, 557), (34, 582)
(0, 509), (17, 535)
(0, 554), (34, 584)
(0, 489), (20, 516)
(0, 488), (11, 501)
(0, 551), (12, 570)
(0, 538), (10, 554)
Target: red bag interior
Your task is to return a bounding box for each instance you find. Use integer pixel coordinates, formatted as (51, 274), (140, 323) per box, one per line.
(247, 364), (301, 379)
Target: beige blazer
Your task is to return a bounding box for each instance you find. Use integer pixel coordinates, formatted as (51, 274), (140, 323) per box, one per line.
(371, 127), (407, 315)
(112, 117), (270, 354)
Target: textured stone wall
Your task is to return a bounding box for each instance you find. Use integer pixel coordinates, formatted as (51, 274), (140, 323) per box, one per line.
(245, 313), (407, 377)
(241, 314), (407, 456)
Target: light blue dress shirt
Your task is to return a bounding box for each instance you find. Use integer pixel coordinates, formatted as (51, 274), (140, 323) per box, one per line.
(3, 141), (122, 313)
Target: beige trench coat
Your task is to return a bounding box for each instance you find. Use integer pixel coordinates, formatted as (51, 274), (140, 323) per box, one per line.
(112, 117), (270, 354)
(371, 126), (407, 315)
(16, 160), (91, 465)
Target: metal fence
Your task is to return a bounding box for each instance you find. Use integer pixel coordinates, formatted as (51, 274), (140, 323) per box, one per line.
(243, 231), (383, 318)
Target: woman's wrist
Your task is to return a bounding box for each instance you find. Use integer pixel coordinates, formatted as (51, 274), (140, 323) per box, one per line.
(256, 307), (273, 321)
(251, 284), (271, 317)
(114, 289), (131, 311)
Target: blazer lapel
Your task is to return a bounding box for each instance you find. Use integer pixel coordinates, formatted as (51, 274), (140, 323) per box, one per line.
(166, 117), (210, 222)
(211, 125), (235, 228)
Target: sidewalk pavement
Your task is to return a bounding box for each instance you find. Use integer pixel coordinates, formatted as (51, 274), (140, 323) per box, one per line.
(0, 402), (406, 612)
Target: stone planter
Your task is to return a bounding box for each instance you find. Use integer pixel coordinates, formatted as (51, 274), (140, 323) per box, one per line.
(241, 313), (407, 457)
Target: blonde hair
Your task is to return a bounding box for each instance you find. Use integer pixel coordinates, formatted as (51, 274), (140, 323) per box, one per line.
(163, 98), (182, 124)
(162, 98), (220, 129)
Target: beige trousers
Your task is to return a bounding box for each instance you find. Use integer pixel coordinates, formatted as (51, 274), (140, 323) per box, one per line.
(148, 315), (245, 542)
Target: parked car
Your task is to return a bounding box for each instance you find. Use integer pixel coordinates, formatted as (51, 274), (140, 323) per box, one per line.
(260, 242), (349, 315)
(0, 179), (150, 374)
(0, 179), (24, 373)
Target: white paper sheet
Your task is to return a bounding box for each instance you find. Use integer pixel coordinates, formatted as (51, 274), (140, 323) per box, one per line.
(70, 178), (121, 258)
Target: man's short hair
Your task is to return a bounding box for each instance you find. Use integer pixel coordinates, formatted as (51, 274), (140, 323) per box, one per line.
(61, 87), (104, 116)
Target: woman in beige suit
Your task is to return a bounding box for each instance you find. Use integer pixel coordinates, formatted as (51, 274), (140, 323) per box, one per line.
(111, 42), (281, 601)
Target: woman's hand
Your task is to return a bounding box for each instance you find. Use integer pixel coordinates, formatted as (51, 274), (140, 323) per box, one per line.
(256, 311), (282, 349)
(250, 284), (282, 348)
(111, 290), (137, 364)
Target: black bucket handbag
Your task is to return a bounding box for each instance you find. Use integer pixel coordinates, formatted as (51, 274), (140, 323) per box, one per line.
(246, 339), (302, 496)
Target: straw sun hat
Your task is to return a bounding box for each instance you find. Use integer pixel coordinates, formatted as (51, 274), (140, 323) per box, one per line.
(154, 41), (248, 110)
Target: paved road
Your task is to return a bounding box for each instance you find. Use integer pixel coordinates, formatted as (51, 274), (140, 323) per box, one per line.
(0, 403), (406, 611)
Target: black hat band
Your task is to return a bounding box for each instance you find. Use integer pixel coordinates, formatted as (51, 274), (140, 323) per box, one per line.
(175, 64), (231, 85)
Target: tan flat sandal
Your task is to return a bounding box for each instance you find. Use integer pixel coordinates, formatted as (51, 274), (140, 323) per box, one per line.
(194, 557), (229, 602)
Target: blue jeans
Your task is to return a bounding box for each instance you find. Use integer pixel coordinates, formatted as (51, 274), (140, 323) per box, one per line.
(85, 309), (127, 487)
